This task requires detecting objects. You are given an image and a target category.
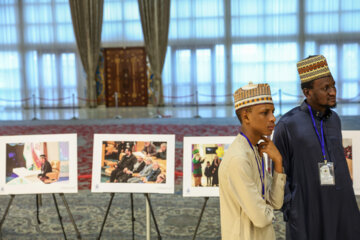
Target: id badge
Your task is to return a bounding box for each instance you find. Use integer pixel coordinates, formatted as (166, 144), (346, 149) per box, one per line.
(318, 162), (335, 185)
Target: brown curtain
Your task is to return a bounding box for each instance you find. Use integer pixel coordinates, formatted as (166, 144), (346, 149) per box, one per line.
(138, 0), (171, 106)
(69, 0), (104, 107)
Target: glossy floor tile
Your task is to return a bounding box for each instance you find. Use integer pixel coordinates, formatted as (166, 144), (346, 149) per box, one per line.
(0, 102), (359, 121)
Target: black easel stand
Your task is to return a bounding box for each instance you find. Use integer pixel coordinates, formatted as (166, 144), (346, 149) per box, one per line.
(98, 193), (137, 240)
(59, 193), (82, 239)
(97, 193), (137, 240)
(144, 193), (162, 240)
(192, 197), (209, 240)
(1, 194), (80, 240)
(36, 194), (41, 224)
(130, 193), (135, 240)
(97, 193), (115, 240)
(98, 193), (160, 240)
(0, 195), (15, 232)
(52, 193), (67, 239)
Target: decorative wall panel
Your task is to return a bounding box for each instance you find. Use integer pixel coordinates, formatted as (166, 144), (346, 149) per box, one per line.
(104, 47), (148, 107)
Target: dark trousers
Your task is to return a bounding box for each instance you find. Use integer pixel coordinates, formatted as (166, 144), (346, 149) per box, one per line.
(110, 168), (122, 182)
(207, 177), (212, 186)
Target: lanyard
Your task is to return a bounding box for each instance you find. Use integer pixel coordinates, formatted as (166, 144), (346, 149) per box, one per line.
(240, 132), (265, 200)
(307, 104), (328, 163)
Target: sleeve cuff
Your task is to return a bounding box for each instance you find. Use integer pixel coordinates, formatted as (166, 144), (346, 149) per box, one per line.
(273, 171), (286, 185)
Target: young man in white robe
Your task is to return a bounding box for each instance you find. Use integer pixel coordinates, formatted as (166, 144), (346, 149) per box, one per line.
(219, 82), (286, 240)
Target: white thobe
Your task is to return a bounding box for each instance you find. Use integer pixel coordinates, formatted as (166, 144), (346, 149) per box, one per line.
(219, 134), (286, 240)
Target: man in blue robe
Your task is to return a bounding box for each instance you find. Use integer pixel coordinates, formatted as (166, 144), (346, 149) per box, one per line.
(273, 55), (360, 240)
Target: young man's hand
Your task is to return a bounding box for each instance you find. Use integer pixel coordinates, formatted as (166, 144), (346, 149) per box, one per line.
(258, 136), (283, 173)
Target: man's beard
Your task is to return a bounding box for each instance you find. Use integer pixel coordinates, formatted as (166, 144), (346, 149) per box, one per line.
(322, 102), (337, 110)
(329, 102), (337, 109)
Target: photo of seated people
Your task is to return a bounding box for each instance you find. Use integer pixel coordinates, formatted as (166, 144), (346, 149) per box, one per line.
(101, 141), (167, 184)
(191, 144), (229, 187)
(343, 138), (353, 180)
(6, 141), (70, 185)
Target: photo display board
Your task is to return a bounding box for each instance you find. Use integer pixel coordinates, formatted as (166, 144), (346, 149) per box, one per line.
(342, 131), (360, 195)
(92, 134), (175, 194)
(183, 136), (235, 197)
(0, 134), (78, 194)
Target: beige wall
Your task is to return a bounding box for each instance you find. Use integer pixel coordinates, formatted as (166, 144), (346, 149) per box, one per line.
(47, 142), (59, 161)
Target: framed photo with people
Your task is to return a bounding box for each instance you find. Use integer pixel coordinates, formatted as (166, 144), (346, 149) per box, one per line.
(0, 134), (78, 194)
(342, 130), (360, 195)
(91, 134), (175, 194)
(183, 136), (235, 197)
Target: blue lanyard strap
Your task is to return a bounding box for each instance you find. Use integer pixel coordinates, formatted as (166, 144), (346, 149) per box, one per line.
(240, 132), (265, 200)
(307, 104), (327, 163)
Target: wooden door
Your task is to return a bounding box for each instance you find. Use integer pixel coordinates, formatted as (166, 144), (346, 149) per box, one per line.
(104, 47), (148, 106)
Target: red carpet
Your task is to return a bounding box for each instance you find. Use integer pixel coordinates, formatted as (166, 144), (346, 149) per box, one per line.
(0, 123), (239, 190)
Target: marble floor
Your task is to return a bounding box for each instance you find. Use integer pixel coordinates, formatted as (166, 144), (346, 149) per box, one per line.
(0, 102), (359, 121)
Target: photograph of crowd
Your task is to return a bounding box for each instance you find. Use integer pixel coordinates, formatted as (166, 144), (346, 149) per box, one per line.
(191, 143), (229, 187)
(101, 141), (167, 184)
(0, 134), (78, 195)
(92, 134), (175, 194)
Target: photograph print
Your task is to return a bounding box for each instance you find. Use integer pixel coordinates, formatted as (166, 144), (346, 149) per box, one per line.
(92, 134), (175, 194)
(342, 130), (360, 195)
(183, 136), (235, 197)
(0, 134), (78, 194)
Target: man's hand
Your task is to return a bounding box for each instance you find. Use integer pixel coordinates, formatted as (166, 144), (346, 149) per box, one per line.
(258, 136), (283, 173)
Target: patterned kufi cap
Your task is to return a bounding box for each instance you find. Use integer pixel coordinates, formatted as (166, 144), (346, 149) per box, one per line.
(297, 55), (332, 83)
(233, 82), (273, 111)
